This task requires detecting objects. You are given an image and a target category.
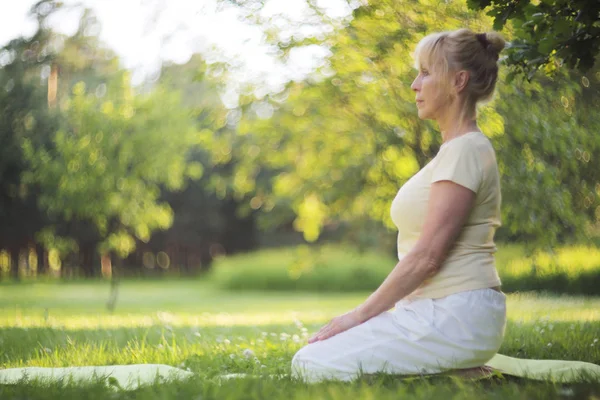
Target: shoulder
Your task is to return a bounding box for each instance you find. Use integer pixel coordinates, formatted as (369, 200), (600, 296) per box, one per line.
(439, 132), (493, 155)
(431, 132), (494, 192)
(435, 132), (496, 168)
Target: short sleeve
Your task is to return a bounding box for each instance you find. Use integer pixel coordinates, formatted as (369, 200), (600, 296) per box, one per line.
(431, 139), (482, 193)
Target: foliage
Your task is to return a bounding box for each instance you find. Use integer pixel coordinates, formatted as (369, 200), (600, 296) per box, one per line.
(0, 7), (62, 278)
(492, 69), (600, 247)
(209, 244), (600, 295)
(209, 0), (599, 248)
(467, 0), (600, 79)
(0, 44), (58, 241)
(150, 55), (260, 266)
(209, 245), (394, 291)
(208, 0), (495, 242)
(22, 74), (203, 258)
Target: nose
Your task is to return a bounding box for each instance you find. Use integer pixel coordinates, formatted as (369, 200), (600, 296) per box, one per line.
(411, 75), (420, 92)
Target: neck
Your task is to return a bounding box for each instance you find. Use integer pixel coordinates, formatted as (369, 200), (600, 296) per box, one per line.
(436, 99), (478, 143)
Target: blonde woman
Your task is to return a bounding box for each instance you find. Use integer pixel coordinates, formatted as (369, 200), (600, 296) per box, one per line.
(292, 28), (508, 382)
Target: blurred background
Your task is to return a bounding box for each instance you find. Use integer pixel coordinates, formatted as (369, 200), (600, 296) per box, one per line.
(0, 0), (598, 296)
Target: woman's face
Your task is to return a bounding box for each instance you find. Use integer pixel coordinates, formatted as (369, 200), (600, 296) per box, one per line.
(410, 64), (450, 121)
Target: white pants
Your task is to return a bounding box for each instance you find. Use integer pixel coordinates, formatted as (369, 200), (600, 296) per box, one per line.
(291, 288), (506, 383)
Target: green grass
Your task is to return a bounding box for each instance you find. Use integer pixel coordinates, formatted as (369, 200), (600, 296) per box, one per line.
(1, 280), (600, 399)
(209, 244), (600, 295)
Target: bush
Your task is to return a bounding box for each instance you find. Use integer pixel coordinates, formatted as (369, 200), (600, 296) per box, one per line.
(498, 244), (600, 296)
(208, 244), (394, 292)
(209, 244), (600, 295)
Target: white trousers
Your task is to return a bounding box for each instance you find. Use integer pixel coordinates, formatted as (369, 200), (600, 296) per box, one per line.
(291, 288), (507, 383)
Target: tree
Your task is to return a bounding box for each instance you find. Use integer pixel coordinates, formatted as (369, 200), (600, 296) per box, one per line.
(133, 55), (259, 273)
(467, 0), (600, 78)
(22, 71), (204, 267)
(0, 2), (63, 280)
(213, 0), (599, 249)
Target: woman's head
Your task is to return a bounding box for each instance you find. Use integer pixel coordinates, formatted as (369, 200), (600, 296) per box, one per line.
(410, 29), (505, 122)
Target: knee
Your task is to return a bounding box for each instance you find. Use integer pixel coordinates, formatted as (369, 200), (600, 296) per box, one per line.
(291, 345), (311, 378)
(291, 344), (324, 382)
(291, 343), (354, 383)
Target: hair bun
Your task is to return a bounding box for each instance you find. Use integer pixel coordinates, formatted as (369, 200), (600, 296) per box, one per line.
(483, 32), (506, 55)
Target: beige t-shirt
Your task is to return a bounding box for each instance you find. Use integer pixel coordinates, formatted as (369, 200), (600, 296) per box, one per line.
(390, 131), (502, 299)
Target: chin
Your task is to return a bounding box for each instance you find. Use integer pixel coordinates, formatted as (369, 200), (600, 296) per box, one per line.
(417, 109), (432, 120)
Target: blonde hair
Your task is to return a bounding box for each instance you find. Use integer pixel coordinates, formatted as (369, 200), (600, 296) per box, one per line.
(413, 29), (505, 119)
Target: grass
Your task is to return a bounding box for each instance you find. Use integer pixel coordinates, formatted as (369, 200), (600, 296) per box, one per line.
(0, 279), (600, 399)
(209, 243), (600, 295)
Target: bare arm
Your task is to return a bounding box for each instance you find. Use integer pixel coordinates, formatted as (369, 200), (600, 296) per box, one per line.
(355, 180), (476, 322)
(308, 179), (477, 343)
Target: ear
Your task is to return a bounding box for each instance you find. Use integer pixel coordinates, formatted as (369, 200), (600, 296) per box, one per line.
(454, 70), (469, 93)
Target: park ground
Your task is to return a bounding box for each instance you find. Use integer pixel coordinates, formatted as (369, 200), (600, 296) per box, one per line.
(1, 278), (600, 399)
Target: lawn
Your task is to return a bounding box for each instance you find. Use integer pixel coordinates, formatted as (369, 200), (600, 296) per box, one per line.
(1, 279), (599, 399)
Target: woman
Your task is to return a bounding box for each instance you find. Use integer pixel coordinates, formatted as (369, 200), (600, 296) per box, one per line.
(292, 28), (508, 383)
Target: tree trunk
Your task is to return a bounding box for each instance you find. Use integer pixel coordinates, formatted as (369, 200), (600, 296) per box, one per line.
(106, 255), (120, 313)
(81, 245), (95, 278)
(9, 247), (19, 281)
(36, 244), (48, 277)
(10, 247), (20, 281)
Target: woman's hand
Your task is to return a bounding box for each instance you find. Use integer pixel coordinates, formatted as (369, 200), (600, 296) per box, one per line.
(308, 308), (365, 343)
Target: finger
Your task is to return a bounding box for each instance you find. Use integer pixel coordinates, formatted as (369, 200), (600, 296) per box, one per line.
(314, 323), (340, 342)
(318, 325), (341, 341)
(308, 324), (330, 343)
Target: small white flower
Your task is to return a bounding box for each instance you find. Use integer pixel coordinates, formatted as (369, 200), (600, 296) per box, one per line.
(261, 332), (268, 337)
(540, 329), (545, 334)
(292, 334), (300, 343)
(242, 349), (255, 358)
(547, 343), (552, 347)
(229, 354), (235, 359)
(194, 332), (202, 338)
(157, 344), (164, 349)
(270, 333), (277, 337)
(224, 339), (231, 345)
(594, 338), (598, 343)
(301, 327), (308, 333)
(260, 365), (267, 369)
(43, 347), (52, 353)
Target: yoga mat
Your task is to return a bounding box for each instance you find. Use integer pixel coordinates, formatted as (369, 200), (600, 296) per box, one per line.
(0, 355), (598, 390)
(485, 354), (600, 383)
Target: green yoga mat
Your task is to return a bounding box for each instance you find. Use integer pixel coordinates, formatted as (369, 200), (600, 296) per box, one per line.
(484, 354), (600, 382)
(0, 355), (598, 390)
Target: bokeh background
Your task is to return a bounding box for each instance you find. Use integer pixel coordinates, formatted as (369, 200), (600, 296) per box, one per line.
(0, 0), (599, 297)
